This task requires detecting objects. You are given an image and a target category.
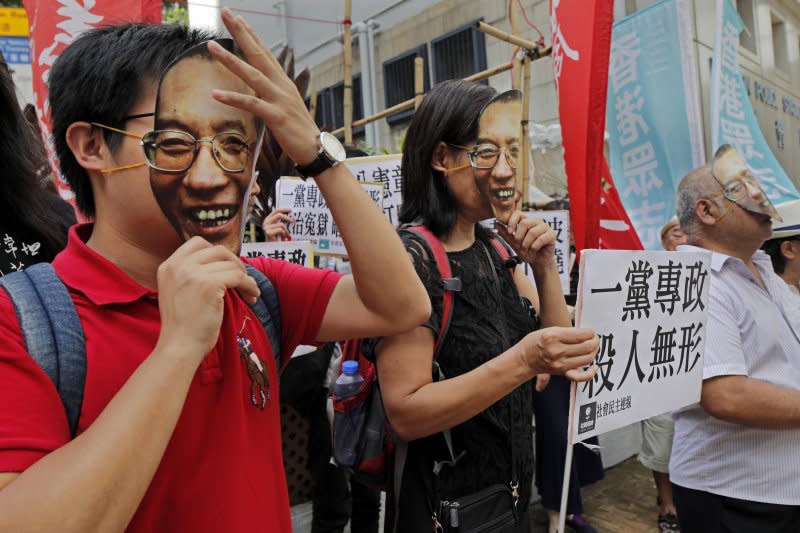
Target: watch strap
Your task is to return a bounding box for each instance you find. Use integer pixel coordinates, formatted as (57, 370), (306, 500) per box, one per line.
(295, 150), (336, 180)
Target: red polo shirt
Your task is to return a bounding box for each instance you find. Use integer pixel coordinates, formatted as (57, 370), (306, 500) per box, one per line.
(0, 224), (342, 532)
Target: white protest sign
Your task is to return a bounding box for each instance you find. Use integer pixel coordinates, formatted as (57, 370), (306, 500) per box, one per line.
(240, 240), (314, 267)
(275, 178), (383, 256)
(572, 249), (711, 440)
(347, 154), (403, 226)
(519, 210), (571, 295)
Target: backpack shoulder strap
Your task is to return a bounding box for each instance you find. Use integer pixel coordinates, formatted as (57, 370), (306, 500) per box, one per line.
(244, 263), (282, 370)
(399, 225), (457, 359)
(489, 235), (516, 276)
(393, 226), (466, 526)
(0, 263), (86, 438)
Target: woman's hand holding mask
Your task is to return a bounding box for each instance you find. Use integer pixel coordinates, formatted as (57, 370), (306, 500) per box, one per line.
(496, 211), (557, 271)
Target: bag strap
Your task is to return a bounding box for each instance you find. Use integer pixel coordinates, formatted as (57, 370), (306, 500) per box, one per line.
(243, 263), (282, 371)
(390, 224), (464, 533)
(400, 225), (457, 359)
(0, 264), (86, 438)
(489, 235), (516, 276)
(478, 240), (521, 505)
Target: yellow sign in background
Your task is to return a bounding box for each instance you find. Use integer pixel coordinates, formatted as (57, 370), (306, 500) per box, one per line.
(0, 8), (29, 37)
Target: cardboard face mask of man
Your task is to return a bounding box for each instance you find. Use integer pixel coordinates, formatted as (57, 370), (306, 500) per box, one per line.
(146, 39), (265, 255)
(711, 144), (782, 221)
(472, 90), (523, 225)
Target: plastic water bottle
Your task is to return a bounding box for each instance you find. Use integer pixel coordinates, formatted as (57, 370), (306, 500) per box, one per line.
(335, 360), (364, 392)
(333, 360), (365, 467)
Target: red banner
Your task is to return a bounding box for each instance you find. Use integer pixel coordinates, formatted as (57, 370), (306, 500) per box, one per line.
(550, 0), (614, 253)
(24, 0), (162, 206)
(599, 159), (643, 250)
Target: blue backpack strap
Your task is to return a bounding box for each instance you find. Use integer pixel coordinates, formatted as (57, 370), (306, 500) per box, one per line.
(244, 263), (282, 370)
(0, 263), (86, 438)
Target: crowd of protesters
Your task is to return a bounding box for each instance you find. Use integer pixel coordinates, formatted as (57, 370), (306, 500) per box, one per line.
(0, 10), (798, 533)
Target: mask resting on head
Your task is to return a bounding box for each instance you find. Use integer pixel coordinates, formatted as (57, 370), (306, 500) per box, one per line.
(472, 89), (524, 225)
(147, 38), (265, 255)
(711, 144), (782, 221)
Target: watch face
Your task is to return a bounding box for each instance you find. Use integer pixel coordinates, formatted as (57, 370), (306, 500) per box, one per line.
(320, 132), (347, 163)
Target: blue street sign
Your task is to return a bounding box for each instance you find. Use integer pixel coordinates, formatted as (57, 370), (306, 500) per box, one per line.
(0, 36), (30, 65)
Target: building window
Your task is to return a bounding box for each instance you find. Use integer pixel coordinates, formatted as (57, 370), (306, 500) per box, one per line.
(330, 75), (364, 130)
(431, 21), (487, 83)
(312, 77), (364, 137)
(771, 12), (789, 73)
(382, 46), (429, 125)
(736, 0), (757, 53)
(314, 87), (333, 132)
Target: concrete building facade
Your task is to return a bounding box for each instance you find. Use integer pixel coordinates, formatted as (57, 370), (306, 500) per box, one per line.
(206, 0), (800, 195)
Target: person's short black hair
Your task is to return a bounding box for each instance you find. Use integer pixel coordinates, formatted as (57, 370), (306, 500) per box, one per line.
(543, 198), (570, 211)
(49, 23), (219, 216)
(762, 236), (798, 275)
(398, 79), (496, 239)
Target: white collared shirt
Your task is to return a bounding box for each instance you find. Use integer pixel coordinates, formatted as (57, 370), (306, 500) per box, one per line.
(669, 245), (800, 505)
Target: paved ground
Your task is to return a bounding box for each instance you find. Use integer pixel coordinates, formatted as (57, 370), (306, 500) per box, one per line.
(529, 457), (658, 533)
(292, 455), (658, 532)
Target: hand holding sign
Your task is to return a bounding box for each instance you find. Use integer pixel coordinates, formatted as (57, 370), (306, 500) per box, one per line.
(516, 326), (599, 383)
(262, 207), (294, 242)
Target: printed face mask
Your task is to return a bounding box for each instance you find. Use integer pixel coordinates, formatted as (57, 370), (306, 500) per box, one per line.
(147, 39), (265, 255)
(472, 90), (523, 225)
(711, 144), (781, 221)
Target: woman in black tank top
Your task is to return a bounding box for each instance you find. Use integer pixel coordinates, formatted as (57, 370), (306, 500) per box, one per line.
(372, 80), (599, 533)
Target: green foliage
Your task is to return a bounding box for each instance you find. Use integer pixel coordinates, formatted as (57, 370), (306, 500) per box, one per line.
(0, 1), (24, 7)
(354, 140), (396, 156)
(163, 3), (188, 27)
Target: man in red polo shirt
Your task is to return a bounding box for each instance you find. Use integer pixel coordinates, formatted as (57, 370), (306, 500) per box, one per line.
(0, 13), (431, 533)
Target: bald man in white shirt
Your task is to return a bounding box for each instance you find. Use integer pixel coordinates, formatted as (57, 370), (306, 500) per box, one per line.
(669, 164), (800, 532)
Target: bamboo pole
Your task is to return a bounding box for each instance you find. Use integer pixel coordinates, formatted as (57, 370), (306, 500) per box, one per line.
(509, 1), (521, 90)
(342, 0), (353, 145)
(329, 61), (520, 137)
(464, 62), (513, 82)
(476, 21), (538, 51)
(331, 98), (416, 136)
(520, 55), (532, 207)
(414, 56), (424, 110)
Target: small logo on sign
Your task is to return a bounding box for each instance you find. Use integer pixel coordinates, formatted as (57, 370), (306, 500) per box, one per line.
(578, 402), (597, 434)
(319, 239), (330, 250)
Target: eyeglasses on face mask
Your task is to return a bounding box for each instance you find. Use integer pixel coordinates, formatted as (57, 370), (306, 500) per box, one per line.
(449, 143), (520, 170)
(140, 130), (255, 173)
